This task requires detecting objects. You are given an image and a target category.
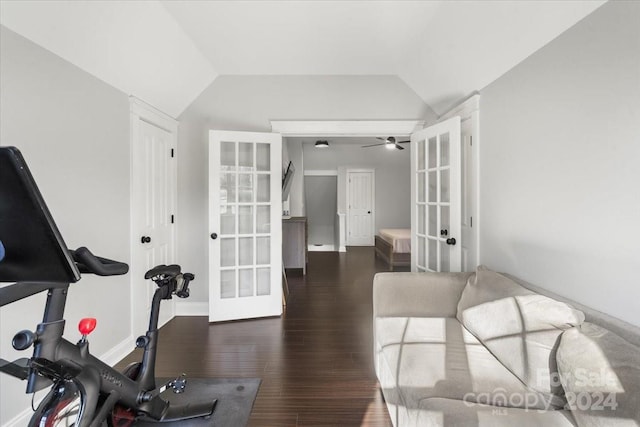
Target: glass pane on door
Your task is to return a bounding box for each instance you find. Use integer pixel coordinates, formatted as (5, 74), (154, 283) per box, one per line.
(239, 143), (253, 169)
(428, 238), (438, 271)
(256, 206), (270, 233)
(428, 205), (437, 237)
(256, 144), (270, 171)
(220, 239), (235, 267)
(428, 137), (437, 169)
(418, 139), (425, 170)
(428, 171), (437, 203)
(238, 206), (253, 234)
(221, 141), (235, 169)
(440, 169), (450, 203)
(257, 267), (270, 296)
(221, 206), (236, 235)
(440, 133), (450, 167)
(221, 270), (236, 299)
(239, 268), (253, 297)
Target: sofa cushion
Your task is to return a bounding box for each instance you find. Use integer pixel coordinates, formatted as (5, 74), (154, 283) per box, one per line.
(456, 266), (585, 407)
(376, 316), (552, 420)
(416, 397), (577, 427)
(557, 323), (640, 427)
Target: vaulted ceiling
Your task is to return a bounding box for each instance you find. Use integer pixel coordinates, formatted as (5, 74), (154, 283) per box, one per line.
(0, 0), (606, 118)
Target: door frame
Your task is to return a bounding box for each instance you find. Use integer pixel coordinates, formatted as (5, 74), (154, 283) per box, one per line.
(271, 120), (424, 252)
(271, 120), (424, 137)
(129, 96), (178, 336)
(346, 168), (375, 246)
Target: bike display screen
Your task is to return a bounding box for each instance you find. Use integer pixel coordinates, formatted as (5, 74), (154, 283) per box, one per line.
(0, 147), (80, 283)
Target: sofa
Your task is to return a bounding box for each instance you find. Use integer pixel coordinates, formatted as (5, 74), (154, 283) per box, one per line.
(373, 266), (640, 426)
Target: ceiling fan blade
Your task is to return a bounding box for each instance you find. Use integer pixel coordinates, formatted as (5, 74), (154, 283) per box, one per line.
(395, 144), (405, 150)
(362, 143), (386, 148)
(375, 137), (386, 141)
(397, 140), (410, 144)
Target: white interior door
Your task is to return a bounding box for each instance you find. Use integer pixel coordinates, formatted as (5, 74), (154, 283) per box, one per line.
(347, 170), (375, 246)
(130, 100), (177, 336)
(411, 117), (461, 272)
(209, 130), (282, 322)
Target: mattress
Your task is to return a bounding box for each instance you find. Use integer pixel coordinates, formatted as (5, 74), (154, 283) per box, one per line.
(379, 228), (411, 253)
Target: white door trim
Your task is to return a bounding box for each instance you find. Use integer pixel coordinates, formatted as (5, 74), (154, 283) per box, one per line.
(346, 168), (375, 246)
(304, 169), (338, 177)
(270, 120), (424, 137)
(439, 93), (479, 121)
(129, 96), (178, 336)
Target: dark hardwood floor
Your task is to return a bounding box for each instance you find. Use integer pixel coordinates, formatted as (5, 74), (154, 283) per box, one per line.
(117, 247), (404, 426)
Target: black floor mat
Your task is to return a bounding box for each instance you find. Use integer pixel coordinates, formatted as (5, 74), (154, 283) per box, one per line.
(134, 378), (260, 426)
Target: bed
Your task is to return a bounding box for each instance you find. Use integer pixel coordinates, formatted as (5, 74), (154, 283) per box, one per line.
(374, 228), (411, 270)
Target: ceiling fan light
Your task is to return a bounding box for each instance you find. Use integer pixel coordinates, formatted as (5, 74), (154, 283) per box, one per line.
(385, 143), (396, 150)
(315, 140), (329, 148)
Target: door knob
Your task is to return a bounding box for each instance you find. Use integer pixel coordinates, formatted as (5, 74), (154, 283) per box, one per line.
(446, 238), (456, 246)
(367, 211), (371, 214)
(141, 236), (151, 244)
(440, 229), (448, 236)
(210, 233), (218, 240)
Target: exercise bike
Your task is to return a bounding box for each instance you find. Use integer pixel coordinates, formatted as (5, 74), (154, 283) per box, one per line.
(0, 146), (216, 426)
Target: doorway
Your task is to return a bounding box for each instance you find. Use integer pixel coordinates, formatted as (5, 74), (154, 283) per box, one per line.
(305, 174), (338, 251)
(346, 169), (375, 246)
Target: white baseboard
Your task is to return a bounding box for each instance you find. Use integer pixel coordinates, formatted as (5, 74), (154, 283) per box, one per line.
(1, 335), (134, 427)
(3, 406), (33, 427)
(175, 301), (208, 316)
(339, 245), (347, 252)
(101, 334), (135, 366)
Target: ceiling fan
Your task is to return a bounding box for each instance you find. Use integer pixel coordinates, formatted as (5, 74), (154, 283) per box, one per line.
(362, 136), (410, 150)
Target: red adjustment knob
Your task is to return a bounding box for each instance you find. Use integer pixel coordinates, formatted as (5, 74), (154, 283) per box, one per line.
(78, 318), (97, 336)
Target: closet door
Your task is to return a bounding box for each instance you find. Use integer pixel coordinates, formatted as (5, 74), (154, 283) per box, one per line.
(411, 117), (461, 272)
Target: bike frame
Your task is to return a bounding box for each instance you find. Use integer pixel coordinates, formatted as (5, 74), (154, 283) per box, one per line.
(0, 147), (213, 426)
(19, 285), (168, 427)
(1, 280), (173, 427)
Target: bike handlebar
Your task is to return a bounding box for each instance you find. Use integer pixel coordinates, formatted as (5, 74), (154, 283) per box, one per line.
(72, 247), (129, 276)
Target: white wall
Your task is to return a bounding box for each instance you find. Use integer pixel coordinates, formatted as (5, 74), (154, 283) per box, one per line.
(177, 75), (432, 303)
(0, 26), (131, 425)
(479, 0), (640, 327)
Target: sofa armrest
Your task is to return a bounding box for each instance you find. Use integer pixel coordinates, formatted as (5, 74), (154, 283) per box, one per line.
(373, 272), (472, 318)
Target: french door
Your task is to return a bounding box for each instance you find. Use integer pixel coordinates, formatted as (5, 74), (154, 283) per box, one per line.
(209, 130), (282, 322)
(411, 117), (461, 272)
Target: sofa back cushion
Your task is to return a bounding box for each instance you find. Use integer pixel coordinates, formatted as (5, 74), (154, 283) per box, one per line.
(457, 266), (585, 408)
(557, 323), (640, 427)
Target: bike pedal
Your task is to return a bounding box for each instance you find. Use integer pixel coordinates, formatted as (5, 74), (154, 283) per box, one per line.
(167, 374), (187, 394)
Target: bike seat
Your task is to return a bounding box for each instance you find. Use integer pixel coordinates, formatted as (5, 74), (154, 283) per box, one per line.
(144, 264), (181, 280)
